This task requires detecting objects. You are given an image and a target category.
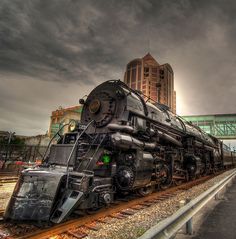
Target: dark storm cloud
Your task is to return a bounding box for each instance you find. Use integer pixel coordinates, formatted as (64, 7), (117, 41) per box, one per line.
(1, 0), (236, 135)
(0, 0), (138, 83)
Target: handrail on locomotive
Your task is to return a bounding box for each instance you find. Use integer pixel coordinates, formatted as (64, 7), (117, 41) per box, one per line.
(65, 120), (94, 189)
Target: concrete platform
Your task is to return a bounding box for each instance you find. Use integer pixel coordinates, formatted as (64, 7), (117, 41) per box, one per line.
(184, 180), (236, 239)
(175, 178), (236, 239)
(192, 180), (236, 239)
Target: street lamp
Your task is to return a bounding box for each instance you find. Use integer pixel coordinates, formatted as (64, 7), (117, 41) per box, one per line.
(8, 131), (15, 144)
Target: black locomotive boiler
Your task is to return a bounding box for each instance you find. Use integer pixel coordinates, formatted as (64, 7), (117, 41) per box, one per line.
(4, 80), (235, 223)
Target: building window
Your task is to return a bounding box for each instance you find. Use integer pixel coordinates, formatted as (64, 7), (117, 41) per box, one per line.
(144, 67), (149, 77)
(152, 67), (157, 77)
(138, 66), (141, 81)
(160, 69), (164, 79)
(132, 68), (136, 83)
(138, 81), (141, 90)
(127, 70), (130, 84)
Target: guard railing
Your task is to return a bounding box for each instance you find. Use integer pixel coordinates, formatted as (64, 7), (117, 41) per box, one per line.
(138, 169), (236, 239)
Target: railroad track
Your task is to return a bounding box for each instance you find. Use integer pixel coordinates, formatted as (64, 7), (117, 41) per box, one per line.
(0, 173), (217, 239)
(0, 172), (18, 181)
(0, 176), (17, 223)
(0, 170), (230, 239)
(0, 171), (19, 177)
(0, 177), (18, 184)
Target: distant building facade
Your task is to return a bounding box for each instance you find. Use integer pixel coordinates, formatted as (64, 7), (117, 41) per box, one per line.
(24, 134), (50, 147)
(124, 53), (176, 113)
(49, 105), (82, 137)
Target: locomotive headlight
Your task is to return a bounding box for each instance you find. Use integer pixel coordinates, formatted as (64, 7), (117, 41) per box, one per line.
(69, 120), (77, 132)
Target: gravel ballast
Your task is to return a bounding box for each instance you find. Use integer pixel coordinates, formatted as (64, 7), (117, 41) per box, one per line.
(83, 169), (235, 239)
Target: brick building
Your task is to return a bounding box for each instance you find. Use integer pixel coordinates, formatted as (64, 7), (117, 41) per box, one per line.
(124, 53), (176, 113)
(49, 105), (82, 137)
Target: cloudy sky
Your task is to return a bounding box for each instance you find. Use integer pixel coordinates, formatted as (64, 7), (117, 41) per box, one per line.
(1, 0), (236, 136)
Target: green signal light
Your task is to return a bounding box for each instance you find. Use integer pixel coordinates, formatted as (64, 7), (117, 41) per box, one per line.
(102, 154), (111, 164)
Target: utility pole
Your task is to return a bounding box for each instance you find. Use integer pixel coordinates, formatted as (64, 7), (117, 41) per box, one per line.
(6, 131), (15, 162)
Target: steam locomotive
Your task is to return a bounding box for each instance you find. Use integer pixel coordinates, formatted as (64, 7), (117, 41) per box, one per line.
(4, 80), (235, 223)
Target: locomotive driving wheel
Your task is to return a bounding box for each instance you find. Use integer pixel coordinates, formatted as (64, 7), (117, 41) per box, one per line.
(85, 208), (101, 215)
(137, 185), (155, 196)
(115, 166), (135, 191)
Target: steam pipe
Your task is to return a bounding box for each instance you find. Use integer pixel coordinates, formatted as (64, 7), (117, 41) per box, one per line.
(107, 123), (135, 133)
(157, 131), (183, 147)
(111, 132), (156, 150)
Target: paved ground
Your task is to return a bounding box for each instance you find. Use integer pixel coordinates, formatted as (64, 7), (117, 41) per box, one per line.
(176, 178), (236, 239)
(188, 180), (236, 239)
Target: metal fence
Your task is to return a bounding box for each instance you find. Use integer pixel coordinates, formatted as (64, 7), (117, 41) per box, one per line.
(0, 144), (47, 163)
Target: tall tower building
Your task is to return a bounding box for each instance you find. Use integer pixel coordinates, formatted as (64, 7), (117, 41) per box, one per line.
(124, 53), (176, 113)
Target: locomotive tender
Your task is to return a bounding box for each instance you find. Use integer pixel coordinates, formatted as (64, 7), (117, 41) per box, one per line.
(5, 80), (235, 223)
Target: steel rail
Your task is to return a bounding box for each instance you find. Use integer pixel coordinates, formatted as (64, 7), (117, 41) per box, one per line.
(0, 177), (18, 183)
(16, 174), (217, 239)
(138, 169), (236, 239)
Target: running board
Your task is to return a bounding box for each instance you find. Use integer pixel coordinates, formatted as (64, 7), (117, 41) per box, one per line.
(50, 189), (83, 223)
